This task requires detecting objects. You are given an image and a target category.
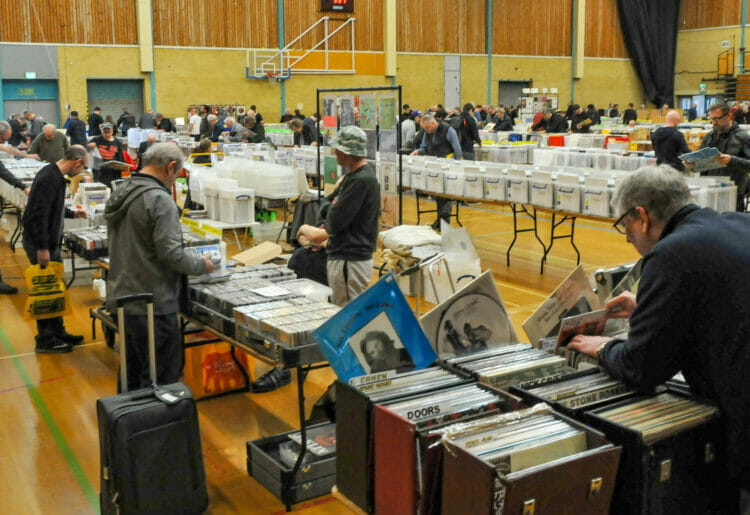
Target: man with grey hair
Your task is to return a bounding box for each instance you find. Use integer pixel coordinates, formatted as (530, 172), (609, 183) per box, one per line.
(0, 120), (38, 160)
(22, 145), (89, 352)
(0, 121), (33, 293)
(28, 124), (69, 163)
(651, 110), (689, 171)
(105, 143), (216, 390)
(569, 166), (750, 509)
(411, 113), (462, 229)
(697, 101), (750, 211)
(155, 112), (175, 133)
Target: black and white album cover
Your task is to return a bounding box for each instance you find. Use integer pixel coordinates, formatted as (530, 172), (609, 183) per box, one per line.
(350, 312), (416, 374)
(420, 270), (518, 359)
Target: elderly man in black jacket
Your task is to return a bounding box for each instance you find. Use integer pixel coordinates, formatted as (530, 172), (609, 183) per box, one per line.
(569, 166), (750, 511)
(697, 101), (750, 211)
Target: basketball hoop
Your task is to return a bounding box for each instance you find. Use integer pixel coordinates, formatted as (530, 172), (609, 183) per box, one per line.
(266, 72), (278, 84)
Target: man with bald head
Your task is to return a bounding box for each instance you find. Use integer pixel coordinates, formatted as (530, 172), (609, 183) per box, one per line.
(28, 124), (69, 163)
(651, 110), (689, 172)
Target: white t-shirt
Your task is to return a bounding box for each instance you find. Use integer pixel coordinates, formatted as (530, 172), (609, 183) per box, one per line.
(189, 114), (201, 135)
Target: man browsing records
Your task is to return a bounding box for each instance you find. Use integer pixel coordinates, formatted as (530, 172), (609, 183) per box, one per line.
(105, 143), (216, 391)
(568, 166), (750, 510)
(87, 122), (125, 188)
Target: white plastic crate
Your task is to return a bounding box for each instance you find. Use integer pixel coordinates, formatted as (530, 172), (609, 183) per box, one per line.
(506, 168), (530, 203)
(252, 221), (285, 242)
(530, 171), (554, 208)
(583, 176), (612, 217)
(424, 166), (445, 194)
(463, 166), (483, 199)
(555, 174), (581, 213)
(219, 188), (254, 223)
(483, 168), (506, 201)
(443, 170), (463, 196)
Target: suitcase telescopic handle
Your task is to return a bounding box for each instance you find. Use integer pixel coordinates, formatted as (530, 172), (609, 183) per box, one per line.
(116, 294), (157, 393)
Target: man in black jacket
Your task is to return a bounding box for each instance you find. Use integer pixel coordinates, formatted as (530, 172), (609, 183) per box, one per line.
(622, 102), (638, 124)
(569, 166), (750, 510)
(458, 103), (482, 160)
(492, 107), (514, 132)
(297, 126), (380, 306)
(697, 101), (750, 211)
(66, 111), (88, 146)
(22, 145), (89, 353)
(117, 108), (136, 136)
(571, 104), (591, 133)
(88, 107), (104, 138)
(651, 110), (690, 171)
(531, 109), (569, 133)
(687, 103), (698, 122)
(290, 117), (318, 146)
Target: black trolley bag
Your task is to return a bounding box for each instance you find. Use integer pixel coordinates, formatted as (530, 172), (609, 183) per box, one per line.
(97, 294), (209, 514)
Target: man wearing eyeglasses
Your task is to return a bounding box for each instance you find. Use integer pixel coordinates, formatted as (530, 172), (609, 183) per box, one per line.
(569, 166), (750, 511)
(696, 101), (750, 211)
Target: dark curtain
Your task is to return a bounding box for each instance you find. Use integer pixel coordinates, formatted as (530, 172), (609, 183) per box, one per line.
(616, 0), (681, 107)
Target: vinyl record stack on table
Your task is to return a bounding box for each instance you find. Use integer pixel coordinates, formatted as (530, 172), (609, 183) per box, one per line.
(335, 368), (470, 512)
(371, 380), (518, 514)
(585, 390), (733, 514)
(440, 404), (622, 515)
(511, 368), (635, 416)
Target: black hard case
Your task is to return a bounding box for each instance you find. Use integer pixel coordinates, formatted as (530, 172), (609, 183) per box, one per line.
(97, 294), (208, 514)
(246, 424), (337, 506)
(584, 388), (734, 514)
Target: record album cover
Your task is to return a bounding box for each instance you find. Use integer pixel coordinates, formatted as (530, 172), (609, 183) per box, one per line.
(313, 273), (436, 382)
(420, 270), (518, 359)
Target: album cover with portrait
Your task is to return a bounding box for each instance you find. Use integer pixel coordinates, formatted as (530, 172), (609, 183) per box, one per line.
(313, 273), (436, 383)
(420, 270), (519, 359)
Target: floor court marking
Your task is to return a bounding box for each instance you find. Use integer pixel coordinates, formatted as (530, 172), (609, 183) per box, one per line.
(0, 325), (98, 511)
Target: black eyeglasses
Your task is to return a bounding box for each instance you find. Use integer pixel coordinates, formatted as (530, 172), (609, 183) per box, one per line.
(709, 112), (728, 122)
(612, 207), (636, 234)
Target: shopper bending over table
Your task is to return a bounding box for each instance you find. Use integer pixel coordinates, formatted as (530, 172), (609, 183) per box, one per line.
(568, 166), (750, 512)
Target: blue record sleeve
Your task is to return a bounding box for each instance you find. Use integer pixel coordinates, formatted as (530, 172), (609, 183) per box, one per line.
(313, 273), (437, 382)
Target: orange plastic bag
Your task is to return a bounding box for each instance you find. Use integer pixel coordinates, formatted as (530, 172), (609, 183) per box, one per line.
(183, 341), (252, 400)
(24, 262), (72, 319)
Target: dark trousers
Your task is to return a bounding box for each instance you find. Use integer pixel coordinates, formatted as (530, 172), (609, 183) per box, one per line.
(116, 312), (182, 392)
(23, 243), (65, 342)
(436, 198), (452, 223)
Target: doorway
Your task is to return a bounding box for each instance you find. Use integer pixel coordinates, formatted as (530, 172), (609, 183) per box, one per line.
(497, 80), (530, 109)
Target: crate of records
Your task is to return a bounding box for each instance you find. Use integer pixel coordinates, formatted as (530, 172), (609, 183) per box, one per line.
(584, 389), (735, 514)
(246, 422), (337, 506)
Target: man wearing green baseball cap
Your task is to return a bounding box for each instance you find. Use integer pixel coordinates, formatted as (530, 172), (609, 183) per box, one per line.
(297, 125), (380, 306)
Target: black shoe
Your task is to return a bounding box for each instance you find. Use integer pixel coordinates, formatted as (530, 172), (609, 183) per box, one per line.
(252, 367), (292, 393)
(431, 219), (441, 230)
(0, 281), (18, 294)
(57, 331), (85, 345)
(35, 339), (73, 354)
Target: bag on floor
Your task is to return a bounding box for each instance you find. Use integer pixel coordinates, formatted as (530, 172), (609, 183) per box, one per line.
(24, 262), (71, 320)
(183, 340), (251, 400)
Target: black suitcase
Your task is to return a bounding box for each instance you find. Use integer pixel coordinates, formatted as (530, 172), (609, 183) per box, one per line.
(97, 294), (209, 514)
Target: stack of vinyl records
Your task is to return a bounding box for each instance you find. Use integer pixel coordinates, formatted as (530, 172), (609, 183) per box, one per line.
(447, 343), (567, 389)
(278, 423), (336, 468)
(521, 371), (633, 412)
(441, 405), (587, 474)
(592, 392), (717, 444)
(356, 367), (467, 403)
(380, 383), (504, 426)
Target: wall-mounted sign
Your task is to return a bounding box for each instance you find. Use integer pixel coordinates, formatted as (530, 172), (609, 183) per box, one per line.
(25, 71), (37, 79)
(18, 88), (34, 96)
(320, 0), (353, 13)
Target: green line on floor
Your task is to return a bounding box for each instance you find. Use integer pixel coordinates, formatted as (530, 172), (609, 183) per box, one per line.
(0, 326), (99, 512)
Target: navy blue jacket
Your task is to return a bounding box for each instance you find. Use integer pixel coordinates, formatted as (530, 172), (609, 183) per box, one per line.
(600, 205), (750, 486)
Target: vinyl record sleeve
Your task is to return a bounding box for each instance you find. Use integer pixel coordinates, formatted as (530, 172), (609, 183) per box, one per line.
(420, 270), (518, 359)
(313, 273), (436, 382)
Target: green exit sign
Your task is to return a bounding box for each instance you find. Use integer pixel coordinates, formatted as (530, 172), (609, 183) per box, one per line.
(700, 83), (707, 90)
(18, 88), (34, 96)
(25, 71), (37, 79)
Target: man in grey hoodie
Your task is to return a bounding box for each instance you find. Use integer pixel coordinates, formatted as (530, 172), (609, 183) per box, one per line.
(105, 143), (216, 391)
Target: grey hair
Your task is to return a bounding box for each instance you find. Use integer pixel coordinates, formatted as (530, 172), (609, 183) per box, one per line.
(64, 145), (89, 163)
(611, 165), (692, 223)
(142, 142), (184, 172)
(224, 116), (235, 124)
(207, 114), (218, 122)
(0, 120), (9, 134)
(421, 113), (436, 124)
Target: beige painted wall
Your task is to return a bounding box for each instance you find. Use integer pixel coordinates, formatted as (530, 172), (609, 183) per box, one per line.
(55, 46), (643, 124)
(675, 27), (741, 96)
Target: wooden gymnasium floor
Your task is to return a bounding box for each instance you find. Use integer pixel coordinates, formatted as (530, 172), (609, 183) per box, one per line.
(0, 192), (639, 514)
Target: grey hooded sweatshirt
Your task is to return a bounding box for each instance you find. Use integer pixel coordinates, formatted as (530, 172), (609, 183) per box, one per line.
(104, 173), (206, 315)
